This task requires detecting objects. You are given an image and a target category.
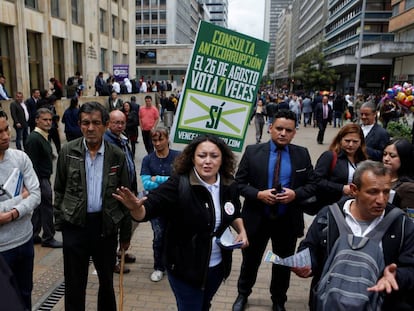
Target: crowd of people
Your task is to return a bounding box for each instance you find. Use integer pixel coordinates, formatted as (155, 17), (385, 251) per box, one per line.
(1, 77), (414, 311)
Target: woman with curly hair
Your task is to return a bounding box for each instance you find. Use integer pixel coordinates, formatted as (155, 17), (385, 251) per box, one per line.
(113, 134), (248, 311)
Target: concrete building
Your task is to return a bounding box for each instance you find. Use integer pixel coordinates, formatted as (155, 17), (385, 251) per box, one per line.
(295, 0), (328, 58)
(360, 0), (414, 84)
(0, 0), (136, 97)
(135, 44), (193, 90)
(135, 0), (208, 45)
(264, 0), (293, 75)
(200, 0), (228, 28)
(135, 0), (211, 84)
(275, 8), (292, 83)
(324, 0), (393, 94)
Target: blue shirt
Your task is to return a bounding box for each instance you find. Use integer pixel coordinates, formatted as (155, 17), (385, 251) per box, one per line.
(267, 141), (291, 215)
(84, 140), (104, 213)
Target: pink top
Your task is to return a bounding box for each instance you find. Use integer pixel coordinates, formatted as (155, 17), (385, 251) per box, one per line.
(139, 106), (159, 130)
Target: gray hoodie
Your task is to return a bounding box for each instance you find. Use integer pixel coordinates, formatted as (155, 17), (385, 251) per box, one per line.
(0, 148), (40, 252)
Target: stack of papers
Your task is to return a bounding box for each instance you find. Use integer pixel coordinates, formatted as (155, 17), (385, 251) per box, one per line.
(264, 248), (311, 267)
(216, 227), (243, 250)
(3, 168), (23, 198)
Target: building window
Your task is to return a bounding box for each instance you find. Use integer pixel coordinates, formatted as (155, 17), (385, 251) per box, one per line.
(100, 48), (107, 71)
(52, 37), (65, 85)
(51, 0), (60, 18)
(113, 51), (118, 64)
(392, 4), (399, 16)
(112, 15), (118, 37)
(122, 53), (128, 64)
(100, 9), (107, 33)
(0, 24), (15, 96)
(72, 0), (82, 25)
(406, 0), (414, 10)
(122, 21), (127, 41)
(73, 42), (82, 77)
(25, 0), (37, 9)
(137, 50), (156, 64)
(27, 31), (43, 92)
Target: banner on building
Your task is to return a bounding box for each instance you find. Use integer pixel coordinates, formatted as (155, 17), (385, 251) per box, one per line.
(171, 21), (269, 152)
(113, 64), (129, 82)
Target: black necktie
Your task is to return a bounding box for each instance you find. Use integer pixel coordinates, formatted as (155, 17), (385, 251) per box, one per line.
(272, 146), (283, 190)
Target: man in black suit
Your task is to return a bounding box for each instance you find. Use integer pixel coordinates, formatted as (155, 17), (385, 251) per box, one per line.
(314, 95), (332, 144)
(360, 102), (389, 161)
(10, 91), (29, 150)
(25, 89), (41, 132)
(233, 110), (317, 311)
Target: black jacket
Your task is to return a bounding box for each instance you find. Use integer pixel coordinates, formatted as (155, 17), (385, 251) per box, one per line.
(298, 198), (414, 310)
(142, 171), (242, 288)
(236, 141), (317, 238)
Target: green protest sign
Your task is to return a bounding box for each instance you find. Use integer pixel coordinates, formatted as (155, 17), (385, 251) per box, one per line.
(172, 21), (269, 152)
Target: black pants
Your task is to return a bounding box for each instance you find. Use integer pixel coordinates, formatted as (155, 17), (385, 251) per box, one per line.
(31, 178), (55, 242)
(141, 129), (154, 154)
(237, 216), (297, 305)
(317, 119), (328, 143)
(48, 127), (61, 153)
(62, 213), (118, 311)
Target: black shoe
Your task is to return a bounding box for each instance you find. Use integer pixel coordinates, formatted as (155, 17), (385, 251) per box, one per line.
(273, 303), (286, 311)
(33, 236), (41, 244)
(114, 263), (130, 274)
(41, 239), (63, 248)
(232, 294), (248, 311)
(117, 253), (136, 263)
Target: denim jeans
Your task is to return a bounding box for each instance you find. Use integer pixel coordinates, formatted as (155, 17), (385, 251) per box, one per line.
(1, 238), (34, 310)
(14, 126), (28, 150)
(168, 263), (224, 311)
(150, 217), (166, 271)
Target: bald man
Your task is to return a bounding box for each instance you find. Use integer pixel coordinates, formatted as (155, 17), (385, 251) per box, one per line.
(104, 110), (138, 273)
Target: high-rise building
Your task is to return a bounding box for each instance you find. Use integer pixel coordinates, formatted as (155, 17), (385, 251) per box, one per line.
(324, 0), (393, 94)
(0, 0), (136, 97)
(264, 0), (293, 74)
(361, 0), (414, 84)
(135, 0), (209, 45)
(200, 0), (228, 28)
(295, 0), (328, 58)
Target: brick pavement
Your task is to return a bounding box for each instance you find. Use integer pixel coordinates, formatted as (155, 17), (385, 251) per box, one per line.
(32, 120), (339, 311)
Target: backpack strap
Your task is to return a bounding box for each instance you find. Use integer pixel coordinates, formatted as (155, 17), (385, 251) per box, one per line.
(328, 203), (352, 235)
(329, 151), (337, 175)
(366, 208), (404, 241)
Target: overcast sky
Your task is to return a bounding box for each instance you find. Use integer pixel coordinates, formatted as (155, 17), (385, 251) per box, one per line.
(228, 0), (265, 39)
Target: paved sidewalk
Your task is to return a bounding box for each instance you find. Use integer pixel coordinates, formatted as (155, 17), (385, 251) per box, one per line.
(32, 121), (339, 310)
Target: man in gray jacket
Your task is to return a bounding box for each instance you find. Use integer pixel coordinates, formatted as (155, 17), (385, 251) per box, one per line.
(0, 110), (41, 310)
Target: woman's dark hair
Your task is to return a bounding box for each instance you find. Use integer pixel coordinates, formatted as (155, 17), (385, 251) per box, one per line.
(69, 96), (79, 109)
(329, 123), (368, 162)
(386, 138), (414, 180)
(173, 134), (236, 179)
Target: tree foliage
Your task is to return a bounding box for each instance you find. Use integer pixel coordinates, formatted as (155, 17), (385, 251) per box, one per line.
(293, 44), (338, 92)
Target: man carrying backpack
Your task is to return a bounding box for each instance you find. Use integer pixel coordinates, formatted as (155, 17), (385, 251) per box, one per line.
(292, 160), (414, 311)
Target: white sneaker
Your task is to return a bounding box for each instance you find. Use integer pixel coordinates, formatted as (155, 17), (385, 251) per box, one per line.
(150, 270), (164, 282)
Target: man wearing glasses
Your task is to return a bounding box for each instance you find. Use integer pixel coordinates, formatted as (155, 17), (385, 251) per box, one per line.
(0, 110), (40, 310)
(233, 110), (317, 311)
(54, 102), (132, 311)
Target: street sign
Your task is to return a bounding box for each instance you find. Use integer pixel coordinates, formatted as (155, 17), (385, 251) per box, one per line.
(171, 21), (269, 152)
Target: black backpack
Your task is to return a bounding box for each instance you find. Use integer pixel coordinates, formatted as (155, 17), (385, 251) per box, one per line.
(315, 204), (404, 311)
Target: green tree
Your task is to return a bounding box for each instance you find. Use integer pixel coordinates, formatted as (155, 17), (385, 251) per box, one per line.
(293, 44), (338, 92)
